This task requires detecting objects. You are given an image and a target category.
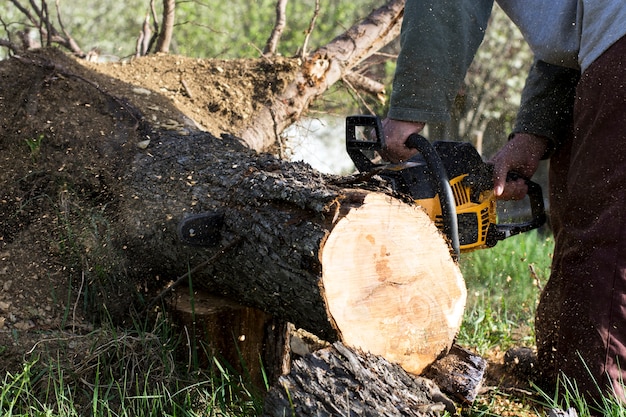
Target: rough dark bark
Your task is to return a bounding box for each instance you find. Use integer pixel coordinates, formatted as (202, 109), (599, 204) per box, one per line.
(0, 49), (465, 376)
(423, 345), (487, 404)
(111, 128), (465, 376)
(119, 128), (463, 339)
(263, 342), (457, 417)
(117, 128), (339, 338)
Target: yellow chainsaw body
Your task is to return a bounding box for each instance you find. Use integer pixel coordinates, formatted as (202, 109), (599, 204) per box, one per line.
(414, 174), (497, 253)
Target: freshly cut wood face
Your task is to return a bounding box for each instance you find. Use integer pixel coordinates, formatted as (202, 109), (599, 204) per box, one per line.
(321, 193), (466, 375)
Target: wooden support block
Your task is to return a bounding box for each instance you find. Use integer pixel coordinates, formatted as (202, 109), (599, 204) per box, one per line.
(169, 287), (290, 389)
(422, 344), (487, 404)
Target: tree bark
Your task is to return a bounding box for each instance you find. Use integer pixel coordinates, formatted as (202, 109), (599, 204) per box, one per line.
(0, 0), (469, 378)
(0, 72), (463, 371)
(264, 0), (288, 56)
(169, 287), (290, 389)
(263, 342), (457, 417)
(155, 0), (175, 53)
(423, 344), (487, 404)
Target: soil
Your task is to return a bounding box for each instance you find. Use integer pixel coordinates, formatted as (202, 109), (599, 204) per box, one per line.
(0, 48), (542, 415)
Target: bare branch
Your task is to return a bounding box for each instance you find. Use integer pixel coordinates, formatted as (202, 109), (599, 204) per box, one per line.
(10, 1), (38, 30)
(343, 71), (386, 103)
(263, 0), (288, 56)
(0, 15), (23, 54)
(0, 38), (21, 55)
(24, 0), (50, 47)
(136, 13), (153, 57)
(54, 0), (84, 56)
(300, 0), (320, 59)
(341, 74), (377, 115)
(11, 0), (84, 56)
(136, 0), (160, 56)
(147, 0), (160, 51)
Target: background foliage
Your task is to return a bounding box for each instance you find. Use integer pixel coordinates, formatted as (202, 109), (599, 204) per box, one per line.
(1, 0), (532, 152)
(1, 0), (380, 59)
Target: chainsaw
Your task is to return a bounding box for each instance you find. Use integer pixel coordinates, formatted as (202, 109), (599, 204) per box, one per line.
(345, 115), (546, 258)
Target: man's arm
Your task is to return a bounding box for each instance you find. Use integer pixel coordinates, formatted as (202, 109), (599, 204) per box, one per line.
(511, 59), (580, 158)
(383, 0), (494, 161)
(387, 0), (495, 124)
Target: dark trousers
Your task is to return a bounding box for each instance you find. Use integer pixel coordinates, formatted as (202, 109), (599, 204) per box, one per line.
(536, 35), (626, 402)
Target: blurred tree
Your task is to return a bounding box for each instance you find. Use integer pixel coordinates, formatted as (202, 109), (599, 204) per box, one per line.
(1, 0), (382, 59)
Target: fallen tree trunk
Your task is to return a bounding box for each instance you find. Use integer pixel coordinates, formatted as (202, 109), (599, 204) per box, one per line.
(239, 0), (405, 152)
(120, 127), (465, 374)
(0, 47), (465, 377)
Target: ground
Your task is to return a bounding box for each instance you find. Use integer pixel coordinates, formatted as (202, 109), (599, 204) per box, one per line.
(0, 48), (542, 416)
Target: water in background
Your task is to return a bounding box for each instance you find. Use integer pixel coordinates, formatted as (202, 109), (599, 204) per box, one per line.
(284, 117), (355, 175)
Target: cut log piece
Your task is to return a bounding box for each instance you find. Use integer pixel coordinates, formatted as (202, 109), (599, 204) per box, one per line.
(263, 342), (457, 417)
(169, 288), (290, 389)
(320, 193), (467, 374)
(422, 344), (487, 404)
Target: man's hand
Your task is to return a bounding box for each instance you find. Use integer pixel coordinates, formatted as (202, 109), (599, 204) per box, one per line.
(380, 118), (426, 162)
(490, 133), (548, 200)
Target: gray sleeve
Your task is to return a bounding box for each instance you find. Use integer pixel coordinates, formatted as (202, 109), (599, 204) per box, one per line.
(388, 0), (494, 123)
(512, 60), (580, 157)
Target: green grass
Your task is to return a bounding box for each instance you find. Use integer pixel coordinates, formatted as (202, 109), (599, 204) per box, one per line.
(457, 229), (554, 354)
(0, 316), (265, 417)
(24, 133), (44, 161)
(3, 228), (624, 416)
(458, 230), (626, 417)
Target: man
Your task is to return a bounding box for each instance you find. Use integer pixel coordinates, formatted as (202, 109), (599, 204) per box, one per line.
(382, 0), (626, 404)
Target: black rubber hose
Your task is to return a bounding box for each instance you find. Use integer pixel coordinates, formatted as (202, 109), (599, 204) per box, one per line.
(405, 134), (460, 260)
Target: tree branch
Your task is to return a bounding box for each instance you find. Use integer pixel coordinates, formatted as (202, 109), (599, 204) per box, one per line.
(300, 0), (320, 59)
(11, 0), (84, 56)
(0, 38), (21, 55)
(343, 71), (386, 102)
(238, 0), (405, 152)
(155, 0), (175, 53)
(263, 0), (288, 56)
(54, 0), (84, 56)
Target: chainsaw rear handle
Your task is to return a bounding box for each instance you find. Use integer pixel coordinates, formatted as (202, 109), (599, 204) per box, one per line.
(486, 174), (547, 246)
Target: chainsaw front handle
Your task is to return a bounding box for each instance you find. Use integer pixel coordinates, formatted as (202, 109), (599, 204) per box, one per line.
(405, 134), (460, 260)
(345, 115), (384, 173)
(486, 175), (547, 246)
(346, 115), (461, 259)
